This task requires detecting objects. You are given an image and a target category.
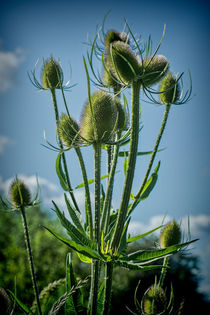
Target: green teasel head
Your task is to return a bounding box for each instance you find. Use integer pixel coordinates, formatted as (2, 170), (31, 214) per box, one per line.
(160, 220), (182, 248)
(105, 30), (129, 51)
(108, 41), (141, 85)
(103, 61), (122, 92)
(10, 178), (31, 208)
(58, 113), (80, 147)
(141, 55), (169, 87)
(159, 72), (181, 104)
(142, 284), (167, 315)
(42, 57), (63, 90)
(80, 90), (117, 144)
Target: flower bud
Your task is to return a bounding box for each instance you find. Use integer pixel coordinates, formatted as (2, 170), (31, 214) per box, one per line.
(160, 220), (181, 248)
(143, 285), (167, 315)
(109, 41), (141, 85)
(80, 91), (117, 143)
(58, 113), (80, 147)
(10, 179), (31, 208)
(105, 30), (129, 51)
(103, 64), (121, 91)
(159, 72), (180, 104)
(0, 288), (12, 315)
(42, 57), (63, 89)
(141, 55), (169, 87)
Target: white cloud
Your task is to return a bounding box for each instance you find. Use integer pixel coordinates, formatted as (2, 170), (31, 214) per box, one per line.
(0, 44), (24, 92)
(0, 135), (13, 154)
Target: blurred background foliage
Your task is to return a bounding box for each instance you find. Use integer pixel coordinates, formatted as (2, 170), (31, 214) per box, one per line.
(0, 207), (210, 314)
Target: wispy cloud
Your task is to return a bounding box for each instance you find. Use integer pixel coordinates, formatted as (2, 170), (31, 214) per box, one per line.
(0, 43), (24, 92)
(0, 135), (13, 154)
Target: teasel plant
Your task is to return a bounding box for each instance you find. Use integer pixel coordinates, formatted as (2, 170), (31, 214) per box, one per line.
(1, 16), (196, 315)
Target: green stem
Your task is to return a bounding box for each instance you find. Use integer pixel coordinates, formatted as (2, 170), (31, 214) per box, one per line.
(20, 207), (42, 315)
(102, 261), (113, 315)
(75, 147), (93, 240)
(101, 139), (120, 234)
(159, 256), (169, 287)
(50, 89), (80, 213)
(111, 81), (141, 251)
(89, 143), (101, 314)
(128, 103), (171, 215)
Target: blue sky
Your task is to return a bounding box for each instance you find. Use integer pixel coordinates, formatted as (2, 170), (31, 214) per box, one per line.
(0, 0), (210, 300)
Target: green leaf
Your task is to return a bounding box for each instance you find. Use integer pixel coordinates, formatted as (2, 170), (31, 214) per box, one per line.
(118, 149), (164, 157)
(140, 161), (160, 200)
(66, 253), (77, 314)
(123, 153), (128, 176)
(114, 261), (164, 271)
(7, 290), (33, 314)
(53, 201), (96, 250)
(56, 153), (68, 191)
(75, 173), (119, 189)
(97, 281), (105, 315)
(122, 239), (198, 263)
(64, 194), (85, 233)
(44, 226), (101, 260)
(77, 252), (92, 263)
(127, 225), (165, 243)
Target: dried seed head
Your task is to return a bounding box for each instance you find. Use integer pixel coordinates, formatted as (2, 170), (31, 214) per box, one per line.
(80, 90), (117, 143)
(105, 30), (129, 51)
(42, 57), (63, 89)
(141, 55), (169, 87)
(0, 288), (12, 315)
(10, 179), (31, 208)
(59, 113), (80, 147)
(143, 285), (167, 315)
(159, 72), (181, 104)
(160, 220), (182, 248)
(109, 41), (141, 85)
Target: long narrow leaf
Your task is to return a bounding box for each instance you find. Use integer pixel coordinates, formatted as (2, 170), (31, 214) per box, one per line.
(122, 239), (198, 263)
(118, 149), (164, 157)
(114, 261), (164, 271)
(140, 161), (160, 201)
(56, 153), (68, 191)
(75, 172), (119, 189)
(44, 226), (101, 260)
(53, 201), (96, 250)
(64, 194), (85, 233)
(7, 290), (33, 314)
(127, 225), (165, 243)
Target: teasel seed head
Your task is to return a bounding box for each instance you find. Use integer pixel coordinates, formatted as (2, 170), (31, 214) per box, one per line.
(108, 41), (141, 85)
(159, 72), (181, 104)
(10, 178), (31, 208)
(42, 57), (63, 89)
(160, 220), (182, 248)
(80, 90), (117, 143)
(58, 113), (80, 147)
(143, 284), (167, 315)
(105, 30), (129, 51)
(103, 62), (122, 91)
(141, 55), (169, 87)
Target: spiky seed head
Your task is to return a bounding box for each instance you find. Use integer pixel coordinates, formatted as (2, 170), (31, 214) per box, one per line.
(103, 63), (121, 91)
(159, 72), (181, 104)
(114, 97), (127, 131)
(58, 113), (80, 147)
(0, 288), (12, 315)
(143, 285), (167, 315)
(80, 91), (117, 143)
(105, 30), (129, 51)
(10, 179), (31, 208)
(141, 55), (169, 87)
(160, 220), (182, 248)
(109, 41), (141, 85)
(42, 57), (63, 89)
